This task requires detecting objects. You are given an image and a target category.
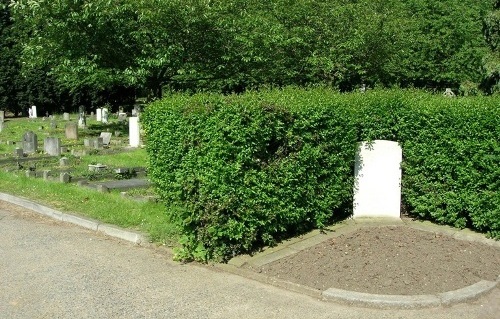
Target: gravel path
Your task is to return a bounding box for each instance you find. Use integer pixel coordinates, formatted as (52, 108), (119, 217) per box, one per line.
(1, 200), (499, 319)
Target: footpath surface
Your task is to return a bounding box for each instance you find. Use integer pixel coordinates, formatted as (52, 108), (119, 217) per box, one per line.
(1, 194), (499, 319)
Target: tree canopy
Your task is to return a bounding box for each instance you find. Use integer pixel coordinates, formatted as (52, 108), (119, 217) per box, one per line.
(2, 0), (498, 112)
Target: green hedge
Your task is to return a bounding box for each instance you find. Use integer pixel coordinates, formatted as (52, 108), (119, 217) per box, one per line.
(143, 88), (500, 261)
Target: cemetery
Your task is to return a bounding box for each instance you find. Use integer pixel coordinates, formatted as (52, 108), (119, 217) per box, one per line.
(0, 88), (499, 303)
(0, 107), (156, 202)
(1, 0), (499, 312)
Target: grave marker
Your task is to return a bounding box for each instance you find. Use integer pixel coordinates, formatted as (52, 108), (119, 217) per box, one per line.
(0, 110), (4, 122)
(15, 148), (23, 158)
(65, 122), (78, 140)
(100, 132), (112, 146)
(96, 108), (102, 121)
(44, 137), (61, 156)
(102, 108), (109, 124)
(129, 117), (140, 147)
(60, 172), (70, 183)
(31, 105), (37, 118)
(118, 112), (127, 122)
(78, 106), (86, 128)
(63, 112), (70, 121)
(353, 140), (402, 219)
(22, 131), (38, 154)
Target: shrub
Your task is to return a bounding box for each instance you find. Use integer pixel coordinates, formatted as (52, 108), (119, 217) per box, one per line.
(143, 88), (500, 261)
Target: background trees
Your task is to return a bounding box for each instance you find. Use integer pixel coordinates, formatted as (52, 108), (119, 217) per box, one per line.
(2, 0), (498, 114)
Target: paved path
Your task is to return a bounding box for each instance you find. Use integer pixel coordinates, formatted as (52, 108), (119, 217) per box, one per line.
(1, 201), (499, 319)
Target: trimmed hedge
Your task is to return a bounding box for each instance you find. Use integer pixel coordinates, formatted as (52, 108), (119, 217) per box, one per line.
(143, 88), (500, 261)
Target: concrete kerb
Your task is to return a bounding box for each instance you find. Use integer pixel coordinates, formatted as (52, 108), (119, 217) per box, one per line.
(0, 192), (148, 245)
(2, 190), (498, 309)
(224, 217), (500, 309)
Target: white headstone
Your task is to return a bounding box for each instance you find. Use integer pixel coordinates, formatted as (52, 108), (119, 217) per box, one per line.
(129, 117), (140, 147)
(100, 132), (112, 146)
(353, 140), (402, 219)
(102, 108), (109, 124)
(96, 108), (102, 122)
(63, 113), (70, 121)
(0, 110), (4, 122)
(31, 105), (37, 118)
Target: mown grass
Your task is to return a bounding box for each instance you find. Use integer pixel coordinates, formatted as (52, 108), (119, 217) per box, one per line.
(0, 170), (178, 245)
(0, 115), (179, 246)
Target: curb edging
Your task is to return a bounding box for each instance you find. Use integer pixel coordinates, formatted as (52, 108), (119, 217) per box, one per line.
(0, 192), (148, 245)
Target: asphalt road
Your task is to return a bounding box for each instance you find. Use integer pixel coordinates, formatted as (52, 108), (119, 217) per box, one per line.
(1, 201), (499, 319)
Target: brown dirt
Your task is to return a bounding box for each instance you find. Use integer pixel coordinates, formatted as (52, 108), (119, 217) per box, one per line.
(253, 226), (500, 295)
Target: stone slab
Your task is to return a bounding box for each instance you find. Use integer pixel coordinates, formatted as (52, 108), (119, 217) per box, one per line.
(353, 140), (402, 219)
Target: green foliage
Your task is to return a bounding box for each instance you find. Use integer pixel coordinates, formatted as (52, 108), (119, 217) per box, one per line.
(144, 88), (358, 261)
(7, 0), (497, 101)
(144, 88), (500, 262)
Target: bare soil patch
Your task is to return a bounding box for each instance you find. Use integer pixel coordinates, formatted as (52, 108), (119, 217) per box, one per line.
(253, 226), (500, 295)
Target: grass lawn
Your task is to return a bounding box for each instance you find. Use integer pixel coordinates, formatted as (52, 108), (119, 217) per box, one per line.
(0, 114), (179, 246)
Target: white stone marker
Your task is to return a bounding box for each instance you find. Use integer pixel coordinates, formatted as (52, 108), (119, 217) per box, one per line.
(102, 108), (109, 124)
(96, 108), (102, 122)
(353, 140), (402, 219)
(129, 117), (140, 147)
(31, 105), (37, 118)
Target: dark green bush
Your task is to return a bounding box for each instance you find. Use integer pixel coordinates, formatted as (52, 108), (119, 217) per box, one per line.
(143, 88), (500, 261)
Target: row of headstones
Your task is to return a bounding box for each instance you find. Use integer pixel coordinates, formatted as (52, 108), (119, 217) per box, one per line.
(24, 169), (71, 183)
(64, 117), (141, 147)
(20, 132), (66, 156)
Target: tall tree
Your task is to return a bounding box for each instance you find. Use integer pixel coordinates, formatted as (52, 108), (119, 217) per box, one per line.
(482, 0), (500, 94)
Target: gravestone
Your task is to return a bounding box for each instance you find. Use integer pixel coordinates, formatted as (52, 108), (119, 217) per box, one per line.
(96, 108), (102, 121)
(22, 131), (38, 154)
(118, 112), (127, 122)
(31, 105), (37, 118)
(65, 122), (78, 140)
(59, 157), (69, 166)
(353, 140), (402, 219)
(28, 108), (33, 118)
(131, 108), (137, 117)
(85, 137), (104, 149)
(78, 106), (86, 128)
(102, 108), (109, 124)
(0, 110), (4, 122)
(94, 137), (104, 149)
(100, 132), (112, 146)
(25, 170), (36, 178)
(129, 117), (140, 147)
(63, 113), (70, 121)
(15, 148), (23, 158)
(443, 88), (455, 98)
(0, 121), (4, 132)
(88, 163), (107, 172)
(43, 170), (51, 180)
(50, 120), (57, 129)
(44, 137), (61, 156)
(60, 172), (70, 183)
